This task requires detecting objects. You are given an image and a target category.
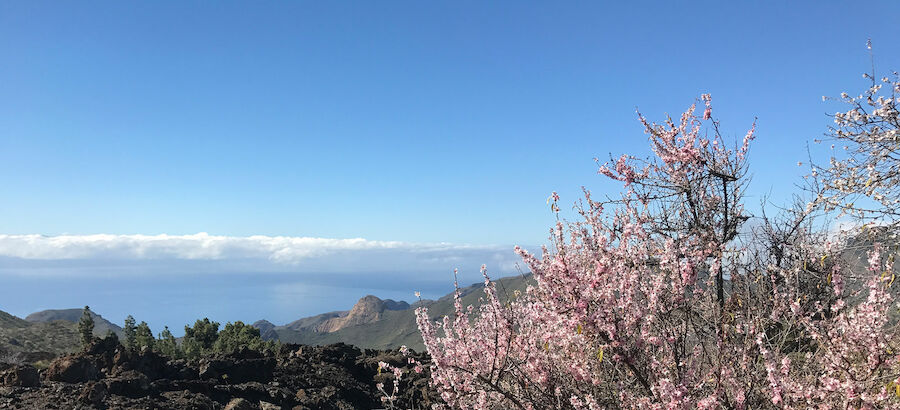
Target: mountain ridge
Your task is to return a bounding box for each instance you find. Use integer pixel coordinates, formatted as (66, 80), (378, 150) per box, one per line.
(1, 273), (534, 358)
(256, 274), (534, 351)
(25, 308), (124, 338)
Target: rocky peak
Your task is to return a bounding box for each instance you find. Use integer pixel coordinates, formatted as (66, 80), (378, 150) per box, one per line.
(315, 295), (407, 333)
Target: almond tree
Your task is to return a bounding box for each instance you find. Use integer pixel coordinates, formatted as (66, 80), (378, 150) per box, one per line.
(417, 89), (900, 409)
(813, 42), (900, 227)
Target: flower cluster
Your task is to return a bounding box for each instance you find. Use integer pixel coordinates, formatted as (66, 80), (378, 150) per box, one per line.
(814, 53), (900, 224)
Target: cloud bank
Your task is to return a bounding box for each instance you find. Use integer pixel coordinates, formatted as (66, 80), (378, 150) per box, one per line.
(0, 233), (526, 276)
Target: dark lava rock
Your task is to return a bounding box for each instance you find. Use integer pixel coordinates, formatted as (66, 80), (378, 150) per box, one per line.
(3, 342), (440, 409)
(85, 334), (120, 357)
(159, 390), (218, 410)
(22, 351), (56, 363)
(200, 348), (275, 384)
(0, 365), (40, 387)
(166, 359), (200, 380)
(214, 381), (294, 407)
(114, 348), (172, 380)
(224, 397), (258, 409)
(45, 355), (99, 383)
(78, 381), (107, 406)
(104, 369), (151, 398)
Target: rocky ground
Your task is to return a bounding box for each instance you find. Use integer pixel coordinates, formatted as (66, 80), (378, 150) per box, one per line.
(0, 336), (439, 409)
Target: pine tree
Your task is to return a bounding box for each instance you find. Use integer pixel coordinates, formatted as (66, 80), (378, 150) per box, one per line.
(134, 321), (154, 351)
(156, 326), (179, 358)
(214, 321), (271, 354)
(77, 305), (94, 347)
(183, 318), (219, 359)
(123, 315), (136, 350)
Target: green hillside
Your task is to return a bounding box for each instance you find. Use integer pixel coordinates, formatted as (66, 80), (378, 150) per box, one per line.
(0, 310), (30, 329)
(0, 311), (81, 355)
(1, 308), (124, 356)
(25, 308), (124, 338)
(275, 274), (534, 351)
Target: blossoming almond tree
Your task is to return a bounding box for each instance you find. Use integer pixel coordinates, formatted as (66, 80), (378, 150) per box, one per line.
(813, 44), (900, 226)
(416, 81), (900, 408)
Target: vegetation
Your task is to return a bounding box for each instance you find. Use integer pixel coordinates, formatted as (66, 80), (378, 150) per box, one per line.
(414, 59), (900, 408)
(123, 315), (136, 350)
(182, 318), (219, 359)
(134, 321), (154, 351)
(76, 306), (94, 347)
(0, 320), (81, 355)
(110, 316), (276, 359)
(213, 321), (276, 354)
(156, 326), (178, 358)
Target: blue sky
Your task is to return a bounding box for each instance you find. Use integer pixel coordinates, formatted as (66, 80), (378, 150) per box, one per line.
(1, 2), (899, 332)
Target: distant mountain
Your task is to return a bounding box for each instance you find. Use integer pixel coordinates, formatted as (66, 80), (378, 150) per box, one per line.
(281, 310), (347, 333)
(256, 296), (411, 337)
(316, 295), (409, 333)
(266, 274), (534, 351)
(25, 308), (123, 338)
(251, 320), (279, 341)
(839, 225), (900, 274)
(0, 308), (126, 357)
(0, 310), (80, 356)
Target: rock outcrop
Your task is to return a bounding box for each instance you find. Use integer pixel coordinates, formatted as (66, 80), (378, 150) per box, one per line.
(315, 295), (408, 333)
(45, 355), (100, 383)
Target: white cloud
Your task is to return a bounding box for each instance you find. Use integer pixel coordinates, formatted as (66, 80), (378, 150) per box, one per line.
(0, 233), (527, 276)
(0, 233), (401, 262)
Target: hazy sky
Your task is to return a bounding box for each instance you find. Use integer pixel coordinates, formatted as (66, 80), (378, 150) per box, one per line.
(1, 2), (899, 332)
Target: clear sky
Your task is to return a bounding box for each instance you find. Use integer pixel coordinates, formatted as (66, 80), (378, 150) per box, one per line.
(1, 2), (899, 332)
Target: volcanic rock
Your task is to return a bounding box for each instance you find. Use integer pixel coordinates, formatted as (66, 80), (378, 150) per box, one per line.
(0, 365), (39, 387)
(78, 381), (107, 405)
(104, 369), (151, 398)
(2, 342), (438, 409)
(199, 348), (275, 384)
(45, 355), (99, 383)
(224, 397), (257, 410)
